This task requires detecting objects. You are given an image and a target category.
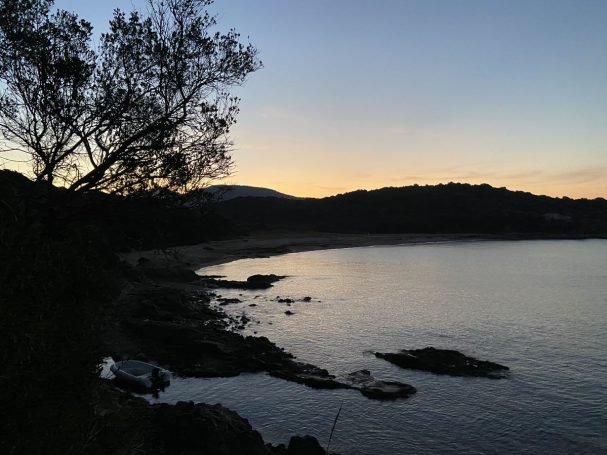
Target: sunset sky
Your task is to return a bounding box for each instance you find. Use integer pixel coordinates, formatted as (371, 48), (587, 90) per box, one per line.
(53, 0), (607, 198)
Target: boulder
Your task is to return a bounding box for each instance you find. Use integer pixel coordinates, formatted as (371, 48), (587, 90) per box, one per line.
(375, 347), (509, 378)
(150, 401), (272, 455)
(344, 369), (416, 400)
(200, 274), (287, 290)
(287, 435), (325, 455)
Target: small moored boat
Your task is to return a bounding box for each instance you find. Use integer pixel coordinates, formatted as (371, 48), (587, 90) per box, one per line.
(110, 360), (171, 390)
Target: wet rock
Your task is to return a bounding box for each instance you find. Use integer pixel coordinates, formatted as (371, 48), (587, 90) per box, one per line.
(200, 274), (287, 290)
(344, 369), (416, 400)
(375, 347), (509, 379)
(112, 285), (412, 402)
(269, 364), (346, 390)
(247, 274), (287, 287)
(218, 297), (242, 305)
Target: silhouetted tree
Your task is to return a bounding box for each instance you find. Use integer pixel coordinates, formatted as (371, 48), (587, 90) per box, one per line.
(0, 0), (260, 195)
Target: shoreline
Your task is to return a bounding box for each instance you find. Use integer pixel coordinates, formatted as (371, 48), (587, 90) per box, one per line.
(110, 233), (606, 453)
(121, 231), (603, 272)
(120, 231), (604, 271)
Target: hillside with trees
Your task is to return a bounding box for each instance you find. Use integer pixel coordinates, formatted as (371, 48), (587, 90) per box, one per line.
(216, 183), (607, 236)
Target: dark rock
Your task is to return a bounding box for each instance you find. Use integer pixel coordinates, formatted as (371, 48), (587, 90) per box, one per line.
(287, 435), (325, 455)
(269, 364), (346, 390)
(375, 347), (509, 379)
(344, 369), (416, 400)
(200, 274), (286, 290)
(278, 298), (294, 303)
(97, 383), (336, 455)
(302, 296), (312, 302)
(249, 303), (257, 307)
(112, 285), (410, 402)
(246, 274), (287, 287)
(140, 266), (200, 283)
(284, 310), (294, 316)
(151, 401), (272, 455)
(218, 297), (242, 305)
(137, 257), (151, 266)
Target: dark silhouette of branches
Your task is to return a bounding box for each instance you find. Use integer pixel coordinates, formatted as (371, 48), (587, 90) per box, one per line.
(0, 0), (260, 195)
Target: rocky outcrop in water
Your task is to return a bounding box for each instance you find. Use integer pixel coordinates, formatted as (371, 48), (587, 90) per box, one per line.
(375, 347), (509, 379)
(344, 369), (417, 400)
(109, 285), (414, 400)
(200, 274), (287, 289)
(218, 297), (242, 305)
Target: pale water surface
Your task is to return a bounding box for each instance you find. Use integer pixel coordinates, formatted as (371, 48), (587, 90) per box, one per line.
(129, 241), (607, 454)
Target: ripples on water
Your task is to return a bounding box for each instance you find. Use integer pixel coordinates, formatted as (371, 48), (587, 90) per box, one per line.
(126, 241), (607, 454)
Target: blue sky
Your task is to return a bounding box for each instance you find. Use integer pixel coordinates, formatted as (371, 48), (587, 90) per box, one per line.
(53, 0), (607, 198)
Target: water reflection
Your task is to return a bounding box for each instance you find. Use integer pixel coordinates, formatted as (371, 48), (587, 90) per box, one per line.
(110, 241), (607, 454)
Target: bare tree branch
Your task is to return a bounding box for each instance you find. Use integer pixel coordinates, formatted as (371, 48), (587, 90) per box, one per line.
(0, 0), (260, 195)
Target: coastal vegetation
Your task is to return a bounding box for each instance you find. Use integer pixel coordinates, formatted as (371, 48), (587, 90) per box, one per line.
(217, 183), (607, 235)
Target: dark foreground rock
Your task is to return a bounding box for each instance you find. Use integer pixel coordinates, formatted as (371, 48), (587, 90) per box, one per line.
(152, 401), (272, 455)
(97, 384), (331, 455)
(286, 435), (326, 455)
(375, 347), (509, 379)
(136, 262), (201, 283)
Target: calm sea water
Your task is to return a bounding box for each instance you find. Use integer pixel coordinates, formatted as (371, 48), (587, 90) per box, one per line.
(134, 241), (607, 454)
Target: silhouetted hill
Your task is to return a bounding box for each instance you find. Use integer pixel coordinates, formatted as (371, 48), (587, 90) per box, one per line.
(205, 184), (297, 200)
(3, 171), (605, 240)
(216, 183), (607, 235)
(0, 170), (233, 250)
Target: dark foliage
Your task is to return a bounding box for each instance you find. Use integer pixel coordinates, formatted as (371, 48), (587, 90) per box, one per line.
(0, 169), (233, 454)
(0, 0), (260, 194)
(0, 169), (234, 251)
(0, 175), (120, 454)
(216, 183), (607, 235)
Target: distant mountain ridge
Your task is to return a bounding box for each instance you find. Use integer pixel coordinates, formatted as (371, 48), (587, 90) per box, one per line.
(205, 184), (297, 201)
(216, 183), (607, 235)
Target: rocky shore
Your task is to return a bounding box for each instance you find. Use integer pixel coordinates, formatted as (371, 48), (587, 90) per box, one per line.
(105, 233), (516, 453)
(107, 271), (416, 400)
(95, 383), (330, 455)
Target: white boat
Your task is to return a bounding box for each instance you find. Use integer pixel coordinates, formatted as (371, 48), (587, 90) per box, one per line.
(110, 360), (171, 390)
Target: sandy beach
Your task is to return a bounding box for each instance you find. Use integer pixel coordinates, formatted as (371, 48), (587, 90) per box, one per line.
(122, 231), (504, 272)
